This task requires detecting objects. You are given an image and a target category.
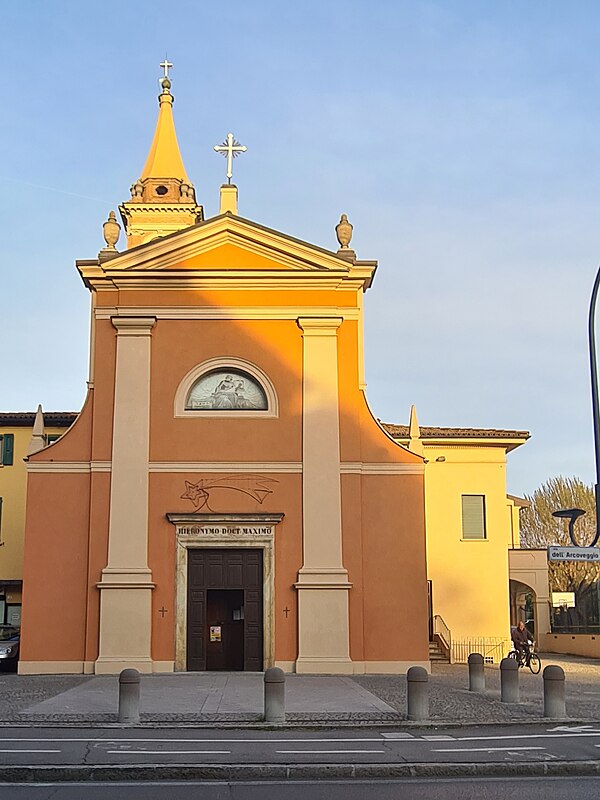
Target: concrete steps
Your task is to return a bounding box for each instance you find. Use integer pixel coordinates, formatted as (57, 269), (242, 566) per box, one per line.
(429, 640), (449, 662)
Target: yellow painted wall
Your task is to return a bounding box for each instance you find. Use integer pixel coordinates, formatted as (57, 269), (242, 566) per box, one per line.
(0, 426), (66, 582)
(422, 443), (514, 661)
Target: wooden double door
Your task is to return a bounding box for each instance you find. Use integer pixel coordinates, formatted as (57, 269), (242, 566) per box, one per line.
(187, 548), (263, 672)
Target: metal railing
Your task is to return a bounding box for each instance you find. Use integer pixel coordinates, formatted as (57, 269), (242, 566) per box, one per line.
(550, 624), (600, 635)
(432, 615), (452, 662)
(451, 637), (510, 664)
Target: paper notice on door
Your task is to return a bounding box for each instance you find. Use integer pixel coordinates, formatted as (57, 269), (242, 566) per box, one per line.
(210, 626), (222, 642)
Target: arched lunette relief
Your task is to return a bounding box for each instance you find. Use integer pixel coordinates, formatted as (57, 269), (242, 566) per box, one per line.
(174, 357), (279, 418)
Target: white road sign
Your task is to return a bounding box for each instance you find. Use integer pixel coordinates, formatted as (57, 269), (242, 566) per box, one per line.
(548, 546), (600, 562)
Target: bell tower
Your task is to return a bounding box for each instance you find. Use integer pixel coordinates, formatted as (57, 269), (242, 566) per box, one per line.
(119, 66), (203, 248)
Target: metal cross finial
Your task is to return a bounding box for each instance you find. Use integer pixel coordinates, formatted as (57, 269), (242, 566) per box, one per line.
(214, 133), (247, 184)
(159, 58), (173, 78)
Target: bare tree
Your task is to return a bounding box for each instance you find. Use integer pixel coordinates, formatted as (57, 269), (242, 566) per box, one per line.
(520, 475), (597, 549)
(520, 476), (599, 630)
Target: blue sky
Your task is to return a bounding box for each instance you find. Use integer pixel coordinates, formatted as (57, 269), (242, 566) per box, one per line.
(2, 1), (600, 494)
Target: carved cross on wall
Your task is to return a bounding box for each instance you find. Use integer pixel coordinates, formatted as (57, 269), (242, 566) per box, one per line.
(158, 606), (168, 618)
(283, 607), (290, 618)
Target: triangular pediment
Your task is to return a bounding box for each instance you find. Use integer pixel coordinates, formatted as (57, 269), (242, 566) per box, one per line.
(79, 213), (377, 291)
(108, 214), (354, 274)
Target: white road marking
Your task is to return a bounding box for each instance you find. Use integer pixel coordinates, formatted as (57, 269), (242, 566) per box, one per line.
(107, 750), (232, 755)
(0, 730), (598, 752)
(433, 746), (545, 753)
(549, 725), (600, 732)
(0, 749), (61, 754)
(456, 732), (600, 742)
(276, 749), (386, 755)
(0, 737), (385, 744)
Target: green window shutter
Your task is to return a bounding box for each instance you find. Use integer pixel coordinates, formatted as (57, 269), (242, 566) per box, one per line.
(462, 495), (486, 539)
(2, 434), (14, 466)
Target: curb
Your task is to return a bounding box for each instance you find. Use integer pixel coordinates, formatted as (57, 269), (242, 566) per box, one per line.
(0, 760), (599, 783)
(0, 716), (597, 730)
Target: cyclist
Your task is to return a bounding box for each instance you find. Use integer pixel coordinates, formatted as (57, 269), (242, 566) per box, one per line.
(511, 620), (532, 665)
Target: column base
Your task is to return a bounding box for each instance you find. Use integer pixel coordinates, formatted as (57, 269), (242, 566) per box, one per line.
(95, 656), (154, 675)
(296, 579), (351, 670)
(97, 575), (154, 673)
(295, 656), (354, 674)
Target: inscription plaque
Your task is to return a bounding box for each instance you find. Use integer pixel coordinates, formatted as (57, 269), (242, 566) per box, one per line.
(178, 525), (273, 538)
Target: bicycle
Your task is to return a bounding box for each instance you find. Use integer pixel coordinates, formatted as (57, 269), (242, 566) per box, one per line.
(508, 642), (541, 674)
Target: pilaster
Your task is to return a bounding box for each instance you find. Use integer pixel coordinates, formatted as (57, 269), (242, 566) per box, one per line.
(295, 317), (352, 673)
(95, 316), (156, 674)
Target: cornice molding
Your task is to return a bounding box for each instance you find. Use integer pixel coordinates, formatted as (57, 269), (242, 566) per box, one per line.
(83, 272), (363, 292)
(94, 306), (360, 321)
(150, 462), (302, 473)
(26, 460), (424, 475)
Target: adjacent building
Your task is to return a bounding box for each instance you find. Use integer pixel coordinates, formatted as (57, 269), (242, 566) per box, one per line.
(0, 409), (75, 627)
(387, 411), (529, 662)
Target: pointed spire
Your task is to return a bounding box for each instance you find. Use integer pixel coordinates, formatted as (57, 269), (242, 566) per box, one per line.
(118, 65), (203, 248)
(140, 77), (190, 183)
(408, 404), (424, 457)
(28, 405), (46, 455)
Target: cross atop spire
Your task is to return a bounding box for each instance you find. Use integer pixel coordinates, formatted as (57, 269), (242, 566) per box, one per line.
(159, 58), (173, 78)
(214, 133), (247, 185)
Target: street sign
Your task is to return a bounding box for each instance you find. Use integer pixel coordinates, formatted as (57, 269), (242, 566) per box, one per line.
(548, 546), (600, 562)
(551, 591), (576, 607)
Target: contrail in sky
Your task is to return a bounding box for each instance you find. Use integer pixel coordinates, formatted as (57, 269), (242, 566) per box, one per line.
(0, 175), (111, 204)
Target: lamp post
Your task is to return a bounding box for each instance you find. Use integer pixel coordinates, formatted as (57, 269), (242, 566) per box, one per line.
(588, 266), (600, 548)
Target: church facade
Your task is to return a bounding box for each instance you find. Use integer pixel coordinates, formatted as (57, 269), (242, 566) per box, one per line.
(19, 74), (429, 675)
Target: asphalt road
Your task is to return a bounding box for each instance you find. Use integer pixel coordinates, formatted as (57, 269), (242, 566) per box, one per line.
(0, 723), (599, 766)
(0, 777), (599, 799)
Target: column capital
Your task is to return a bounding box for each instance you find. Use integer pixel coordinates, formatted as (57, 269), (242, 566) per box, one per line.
(297, 316), (343, 335)
(111, 316), (156, 335)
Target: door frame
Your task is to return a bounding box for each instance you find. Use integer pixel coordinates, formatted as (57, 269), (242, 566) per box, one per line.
(167, 513), (283, 672)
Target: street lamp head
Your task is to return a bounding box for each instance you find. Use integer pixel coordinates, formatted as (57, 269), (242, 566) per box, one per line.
(552, 507), (588, 547)
(552, 508), (586, 522)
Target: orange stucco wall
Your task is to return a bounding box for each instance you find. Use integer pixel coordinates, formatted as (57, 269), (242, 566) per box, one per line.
(20, 473), (91, 662)
(149, 318), (303, 462)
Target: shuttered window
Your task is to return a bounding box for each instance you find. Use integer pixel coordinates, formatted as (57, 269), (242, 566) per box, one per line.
(0, 434), (14, 466)
(461, 495), (486, 539)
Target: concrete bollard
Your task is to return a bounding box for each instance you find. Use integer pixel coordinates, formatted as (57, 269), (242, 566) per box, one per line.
(468, 653), (485, 693)
(118, 668), (141, 724)
(543, 665), (566, 718)
(500, 657), (519, 703)
(407, 666), (429, 721)
(264, 666), (285, 723)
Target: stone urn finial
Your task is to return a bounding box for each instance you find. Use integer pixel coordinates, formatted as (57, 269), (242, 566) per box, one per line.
(336, 213), (353, 250)
(102, 210), (121, 250)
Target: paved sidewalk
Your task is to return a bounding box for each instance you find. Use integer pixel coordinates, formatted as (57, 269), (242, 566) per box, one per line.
(357, 652), (600, 724)
(18, 673), (395, 723)
(0, 652), (597, 726)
